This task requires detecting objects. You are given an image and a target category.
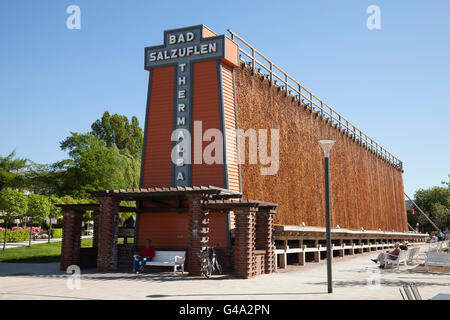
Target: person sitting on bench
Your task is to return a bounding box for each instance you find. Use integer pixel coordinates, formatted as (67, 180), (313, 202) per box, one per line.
(133, 239), (155, 274)
(371, 242), (401, 268)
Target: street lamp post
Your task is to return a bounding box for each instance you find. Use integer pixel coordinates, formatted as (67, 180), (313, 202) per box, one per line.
(318, 139), (335, 294)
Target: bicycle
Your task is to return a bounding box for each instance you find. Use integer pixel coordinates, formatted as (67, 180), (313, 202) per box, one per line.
(198, 246), (222, 278)
(210, 247), (222, 275)
(198, 248), (213, 278)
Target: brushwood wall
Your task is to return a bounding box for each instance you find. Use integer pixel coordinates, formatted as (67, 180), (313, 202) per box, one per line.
(235, 65), (407, 232)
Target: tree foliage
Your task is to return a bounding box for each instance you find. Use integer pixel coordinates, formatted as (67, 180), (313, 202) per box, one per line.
(54, 111), (142, 199)
(57, 134), (140, 198)
(408, 176), (450, 231)
(0, 150), (29, 191)
(0, 188), (28, 221)
(27, 193), (51, 221)
(90, 111), (143, 157)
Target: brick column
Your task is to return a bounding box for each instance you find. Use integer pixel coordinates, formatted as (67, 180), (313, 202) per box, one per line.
(72, 211), (82, 266)
(234, 207), (256, 279)
(96, 197), (120, 272)
(187, 195), (209, 276)
(60, 210), (82, 271)
(92, 211), (99, 248)
(255, 207), (276, 274)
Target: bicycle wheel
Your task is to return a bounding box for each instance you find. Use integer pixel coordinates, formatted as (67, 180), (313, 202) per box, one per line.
(206, 261), (213, 278)
(215, 261), (222, 275)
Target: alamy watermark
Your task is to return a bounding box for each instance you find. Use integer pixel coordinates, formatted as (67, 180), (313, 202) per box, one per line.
(366, 267), (381, 289)
(66, 5), (81, 30)
(66, 265), (81, 289)
(366, 5), (381, 30)
(171, 121), (279, 177)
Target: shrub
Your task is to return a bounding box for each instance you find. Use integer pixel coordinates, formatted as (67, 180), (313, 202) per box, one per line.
(26, 226), (41, 235)
(0, 229), (30, 242)
(51, 228), (63, 238)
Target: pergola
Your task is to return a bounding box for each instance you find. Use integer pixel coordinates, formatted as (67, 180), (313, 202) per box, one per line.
(58, 185), (277, 279)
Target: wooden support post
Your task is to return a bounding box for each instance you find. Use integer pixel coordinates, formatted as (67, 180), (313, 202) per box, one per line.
(314, 240), (320, 262)
(339, 239), (344, 257)
(280, 239), (288, 269)
(280, 252), (287, 269)
(298, 240), (305, 266)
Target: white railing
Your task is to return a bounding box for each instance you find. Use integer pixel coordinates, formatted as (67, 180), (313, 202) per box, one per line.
(228, 29), (403, 171)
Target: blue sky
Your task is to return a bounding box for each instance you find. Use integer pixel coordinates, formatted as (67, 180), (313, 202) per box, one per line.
(0, 0), (449, 196)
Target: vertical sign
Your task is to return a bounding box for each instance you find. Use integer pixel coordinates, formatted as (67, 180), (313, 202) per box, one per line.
(144, 25), (226, 186)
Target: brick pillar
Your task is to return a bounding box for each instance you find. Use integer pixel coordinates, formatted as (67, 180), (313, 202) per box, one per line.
(72, 212), (82, 266)
(255, 208), (276, 274)
(92, 211), (99, 248)
(187, 195), (208, 276)
(60, 210), (82, 271)
(234, 207), (256, 279)
(96, 197), (120, 272)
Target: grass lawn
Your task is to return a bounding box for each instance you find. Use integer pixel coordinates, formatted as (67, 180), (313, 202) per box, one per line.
(0, 237), (132, 263)
(0, 238), (93, 263)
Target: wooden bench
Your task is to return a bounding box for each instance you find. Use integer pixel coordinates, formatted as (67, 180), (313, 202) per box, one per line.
(385, 250), (407, 270)
(144, 250), (186, 275)
(424, 251), (450, 272)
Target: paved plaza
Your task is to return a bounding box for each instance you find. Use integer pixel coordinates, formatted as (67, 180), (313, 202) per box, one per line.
(0, 244), (448, 300)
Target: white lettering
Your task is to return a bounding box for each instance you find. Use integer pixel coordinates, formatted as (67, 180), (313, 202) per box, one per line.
(186, 32), (194, 42)
(177, 158), (185, 166)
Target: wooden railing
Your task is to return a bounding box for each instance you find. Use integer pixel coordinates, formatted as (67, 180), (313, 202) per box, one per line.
(228, 29), (403, 171)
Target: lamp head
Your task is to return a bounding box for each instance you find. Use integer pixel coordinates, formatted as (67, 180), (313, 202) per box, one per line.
(318, 139), (336, 157)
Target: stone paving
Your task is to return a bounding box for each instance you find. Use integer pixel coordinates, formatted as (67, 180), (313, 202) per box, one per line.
(0, 244), (449, 300)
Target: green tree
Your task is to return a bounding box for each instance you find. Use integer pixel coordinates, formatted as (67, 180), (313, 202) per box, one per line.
(24, 111), (143, 201)
(0, 150), (29, 191)
(26, 194), (51, 246)
(58, 134), (140, 198)
(90, 111), (143, 157)
(408, 177), (450, 232)
(0, 188), (28, 250)
(47, 195), (62, 243)
(26, 162), (65, 196)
